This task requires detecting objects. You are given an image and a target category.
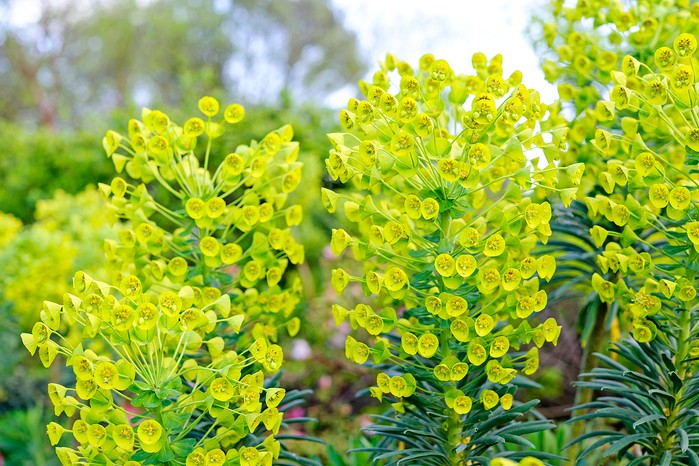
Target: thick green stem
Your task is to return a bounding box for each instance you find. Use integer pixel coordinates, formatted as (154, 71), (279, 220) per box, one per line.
(569, 300), (608, 463)
(657, 306), (691, 457)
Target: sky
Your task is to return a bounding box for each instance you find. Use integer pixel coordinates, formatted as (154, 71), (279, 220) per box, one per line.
(328, 0), (556, 107)
(5, 0), (556, 108)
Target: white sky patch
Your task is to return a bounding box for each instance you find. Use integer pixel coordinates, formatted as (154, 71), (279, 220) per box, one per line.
(328, 0), (555, 107)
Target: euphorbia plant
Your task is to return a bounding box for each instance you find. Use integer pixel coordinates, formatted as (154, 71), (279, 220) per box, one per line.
(566, 33), (699, 463)
(21, 97), (311, 465)
(323, 52), (581, 464)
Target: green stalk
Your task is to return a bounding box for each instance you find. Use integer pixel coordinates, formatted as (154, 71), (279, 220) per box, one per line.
(657, 306), (691, 458)
(569, 299), (608, 463)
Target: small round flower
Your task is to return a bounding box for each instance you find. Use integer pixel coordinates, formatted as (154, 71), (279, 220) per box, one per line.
(390, 131), (415, 158)
(672, 64), (694, 91)
(502, 268), (521, 291)
(500, 393), (513, 410)
(654, 46), (676, 69)
(113, 424), (134, 450)
(87, 423), (107, 448)
(481, 389), (499, 410)
(199, 236), (221, 257)
(207, 449), (226, 466)
(185, 198), (206, 219)
(453, 395), (472, 414)
(209, 377), (234, 401)
(413, 113), (433, 137)
(611, 204), (630, 226)
(120, 274), (142, 297)
(649, 183), (669, 209)
(438, 158), (460, 182)
(645, 80), (667, 105)
(144, 110), (169, 134)
(110, 177), (127, 198)
(206, 197), (226, 218)
(112, 304), (135, 331)
(94, 361), (118, 389)
(477, 267), (501, 294)
(674, 33), (697, 57)
(417, 333), (439, 358)
(224, 153), (245, 175)
(475, 314), (495, 337)
(669, 186), (691, 210)
(430, 59), (451, 82)
(484, 233), (506, 257)
(446, 296), (468, 317)
(198, 96), (220, 117)
(435, 253), (456, 277)
(134, 302), (158, 330)
(451, 363), (468, 381)
(186, 448), (207, 466)
(490, 336), (510, 358)
(168, 257), (188, 277)
(459, 227), (480, 248)
(686, 128), (699, 152)
(455, 254), (477, 277)
(467, 341), (487, 365)
(137, 419), (163, 446)
(183, 117), (205, 137)
(434, 364), (450, 381)
(47, 422), (64, 446)
(450, 319), (470, 342)
(468, 143), (491, 170)
(384, 266), (408, 292)
(634, 152), (655, 177)
(224, 103), (245, 123)
(537, 255), (556, 281)
(420, 198), (440, 219)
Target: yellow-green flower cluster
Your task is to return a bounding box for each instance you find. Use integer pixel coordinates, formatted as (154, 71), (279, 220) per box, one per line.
(22, 270), (284, 464)
(0, 188), (114, 328)
(586, 33), (699, 344)
(22, 98), (304, 465)
(325, 53), (578, 416)
(536, 0), (699, 188)
(100, 97), (304, 342)
(0, 212), (21, 247)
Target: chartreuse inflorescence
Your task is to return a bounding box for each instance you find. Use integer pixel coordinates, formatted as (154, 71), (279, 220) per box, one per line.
(323, 53), (582, 464)
(565, 33), (699, 462)
(21, 97), (307, 465)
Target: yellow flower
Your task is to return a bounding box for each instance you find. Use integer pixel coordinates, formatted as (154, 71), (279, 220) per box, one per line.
(435, 253), (456, 277)
(459, 227), (480, 248)
(456, 254), (477, 277)
(669, 186), (691, 210)
(224, 103), (245, 123)
(654, 46), (676, 69)
(113, 424), (134, 450)
(209, 377), (234, 401)
(674, 33), (697, 57)
(453, 395), (472, 414)
(450, 319), (470, 342)
(480, 389), (499, 410)
(417, 333), (439, 358)
(198, 96), (219, 117)
(672, 64), (694, 91)
(384, 266), (408, 292)
(468, 143), (491, 170)
(484, 233), (506, 257)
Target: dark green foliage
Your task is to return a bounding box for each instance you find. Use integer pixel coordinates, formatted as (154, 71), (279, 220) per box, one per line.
(0, 123), (113, 222)
(570, 339), (699, 465)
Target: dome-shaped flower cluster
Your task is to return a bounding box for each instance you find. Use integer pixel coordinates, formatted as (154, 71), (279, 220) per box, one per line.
(323, 52), (580, 456)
